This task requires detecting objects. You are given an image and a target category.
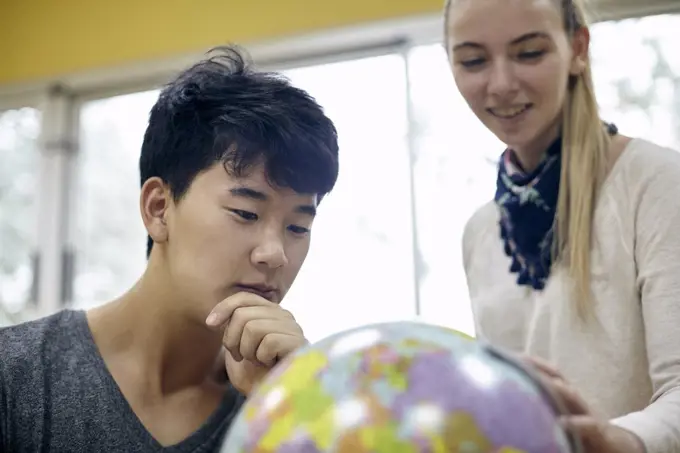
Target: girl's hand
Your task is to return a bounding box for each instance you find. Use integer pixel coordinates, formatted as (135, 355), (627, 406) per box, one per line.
(523, 355), (645, 453)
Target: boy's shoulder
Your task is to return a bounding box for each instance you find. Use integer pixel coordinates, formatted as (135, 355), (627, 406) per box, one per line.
(0, 309), (82, 371)
(0, 309), (91, 411)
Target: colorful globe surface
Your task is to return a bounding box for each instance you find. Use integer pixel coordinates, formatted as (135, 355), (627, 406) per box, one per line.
(220, 321), (571, 453)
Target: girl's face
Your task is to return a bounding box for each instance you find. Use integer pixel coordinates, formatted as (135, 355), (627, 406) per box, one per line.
(446, 0), (587, 162)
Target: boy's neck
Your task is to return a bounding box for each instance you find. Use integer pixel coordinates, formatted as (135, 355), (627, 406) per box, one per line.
(87, 269), (225, 397)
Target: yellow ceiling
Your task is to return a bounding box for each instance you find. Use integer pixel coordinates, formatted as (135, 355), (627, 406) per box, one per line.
(0, 0), (443, 85)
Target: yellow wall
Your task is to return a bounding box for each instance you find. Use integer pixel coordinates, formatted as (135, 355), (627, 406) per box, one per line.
(0, 0), (442, 85)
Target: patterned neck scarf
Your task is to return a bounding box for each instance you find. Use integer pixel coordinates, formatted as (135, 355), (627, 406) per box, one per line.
(495, 138), (561, 290)
(495, 123), (618, 290)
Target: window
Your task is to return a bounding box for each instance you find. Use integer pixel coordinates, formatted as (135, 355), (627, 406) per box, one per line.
(72, 56), (419, 338)
(407, 43), (501, 336)
(0, 107), (41, 318)
(73, 90), (160, 309)
(281, 55), (418, 342)
(591, 14), (680, 150)
(20, 11), (676, 331)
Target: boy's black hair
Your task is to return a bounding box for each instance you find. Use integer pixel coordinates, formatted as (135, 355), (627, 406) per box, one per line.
(139, 45), (339, 257)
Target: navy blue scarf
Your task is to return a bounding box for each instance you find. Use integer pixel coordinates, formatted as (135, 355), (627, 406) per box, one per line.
(495, 138), (561, 290)
(495, 124), (617, 290)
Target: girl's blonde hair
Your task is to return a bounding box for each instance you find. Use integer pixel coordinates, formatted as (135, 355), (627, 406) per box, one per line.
(445, 0), (611, 318)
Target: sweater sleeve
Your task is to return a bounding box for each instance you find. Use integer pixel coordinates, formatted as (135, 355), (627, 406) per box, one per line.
(610, 143), (680, 453)
(461, 202), (497, 339)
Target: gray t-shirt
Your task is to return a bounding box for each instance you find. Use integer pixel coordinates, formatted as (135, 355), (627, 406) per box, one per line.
(0, 309), (245, 452)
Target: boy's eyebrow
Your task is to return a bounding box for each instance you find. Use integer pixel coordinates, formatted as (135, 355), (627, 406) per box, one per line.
(229, 186), (317, 216)
(297, 205), (316, 217)
(229, 187), (266, 201)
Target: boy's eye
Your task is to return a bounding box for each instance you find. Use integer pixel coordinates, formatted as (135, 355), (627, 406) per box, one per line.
(230, 209), (258, 221)
(288, 225), (310, 235)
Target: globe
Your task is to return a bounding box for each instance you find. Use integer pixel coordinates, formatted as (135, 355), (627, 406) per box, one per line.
(220, 321), (574, 453)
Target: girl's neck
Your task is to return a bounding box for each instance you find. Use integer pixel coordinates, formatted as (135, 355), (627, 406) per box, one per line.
(510, 121), (561, 173)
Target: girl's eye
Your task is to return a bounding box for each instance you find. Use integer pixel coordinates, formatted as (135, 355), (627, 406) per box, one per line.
(518, 50), (545, 60)
(460, 58), (486, 68)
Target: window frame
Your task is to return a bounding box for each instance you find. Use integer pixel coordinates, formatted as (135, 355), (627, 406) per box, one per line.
(0, 4), (679, 317)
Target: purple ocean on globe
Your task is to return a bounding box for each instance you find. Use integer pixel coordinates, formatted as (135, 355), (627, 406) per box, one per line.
(390, 350), (563, 451)
(220, 321), (573, 453)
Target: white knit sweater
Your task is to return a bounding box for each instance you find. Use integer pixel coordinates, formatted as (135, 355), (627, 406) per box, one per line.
(462, 138), (680, 453)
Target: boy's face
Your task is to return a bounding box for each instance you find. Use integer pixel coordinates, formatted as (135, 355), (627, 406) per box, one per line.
(143, 162), (317, 319)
